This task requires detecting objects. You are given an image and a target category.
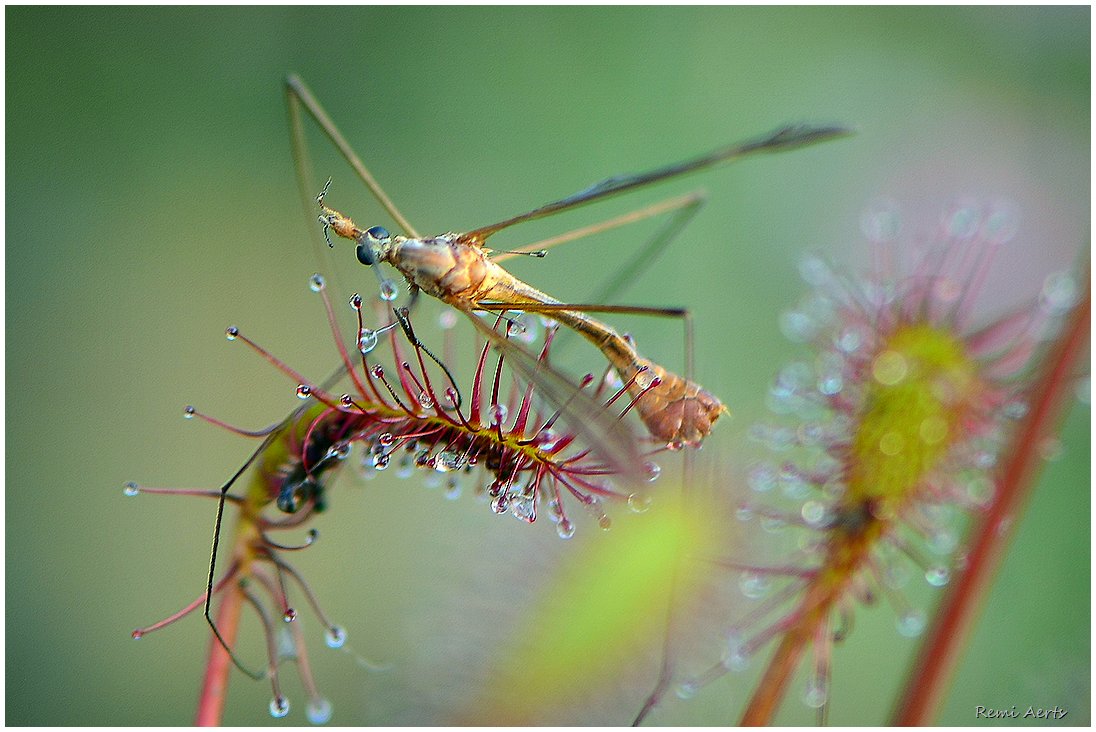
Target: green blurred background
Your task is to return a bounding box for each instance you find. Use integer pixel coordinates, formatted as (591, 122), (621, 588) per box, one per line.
(7, 6), (1089, 726)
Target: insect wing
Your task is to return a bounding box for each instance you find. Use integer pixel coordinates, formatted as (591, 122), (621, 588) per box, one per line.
(461, 306), (648, 489)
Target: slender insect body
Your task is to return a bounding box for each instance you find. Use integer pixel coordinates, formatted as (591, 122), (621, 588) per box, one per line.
(322, 204), (727, 448)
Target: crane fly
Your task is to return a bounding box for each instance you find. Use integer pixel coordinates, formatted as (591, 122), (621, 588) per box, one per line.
(287, 74), (852, 450)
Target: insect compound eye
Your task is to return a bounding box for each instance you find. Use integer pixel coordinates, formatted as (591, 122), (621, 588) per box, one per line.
(365, 225), (390, 241)
(355, 242), (376, 266)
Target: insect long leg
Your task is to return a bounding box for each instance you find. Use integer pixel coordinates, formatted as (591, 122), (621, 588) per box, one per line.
(286, 73), (420, 238)
(491, 191), (705, 265)
(467, 125), (850, 240)
(204, 426), (288, 681)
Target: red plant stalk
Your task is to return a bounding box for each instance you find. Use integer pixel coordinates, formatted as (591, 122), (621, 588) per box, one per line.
(195, 578), (242, 726)
(892, 271), (1090, 725)
(195, 479), (266, 726)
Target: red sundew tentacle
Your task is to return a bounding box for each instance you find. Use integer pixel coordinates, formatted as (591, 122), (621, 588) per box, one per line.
(270, 555), (340, 634)
(133, 560), (241, 638)
(551, 467), (630, 501)
(490, 344), (506, 418)
(602, 365), (648, 408)
(315, 278), (372, 401)
(469, 330), (494, 427)
(387, 326), (422, 409)
(405, 343), (455, 422)
(184, 406), (283, 437)
(260, 501), (317, 530)
(511, 378), (537, 438)
(702, 558), (820, 578)
(354, 308), (393, 409)
(229, 329), (326, 400)
(619, 375), (663, 418)
(127, 485), (245, 504)
(262, 529), (317, 552)
(300, 409), (334, 477)
(370, 364), (414, 416)
(238, 579), (286, 714)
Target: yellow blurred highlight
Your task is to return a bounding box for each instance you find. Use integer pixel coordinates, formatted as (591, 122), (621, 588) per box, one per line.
(849, 323), (978, 502)
(463, 497), (717, 724)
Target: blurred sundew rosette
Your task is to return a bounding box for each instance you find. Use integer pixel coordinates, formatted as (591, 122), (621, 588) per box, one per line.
(667, 198), (1083, 718)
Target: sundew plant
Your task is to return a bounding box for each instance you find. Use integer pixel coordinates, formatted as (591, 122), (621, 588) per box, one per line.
(127, 119), (1087, 725)
(641, 202), (1088, 725)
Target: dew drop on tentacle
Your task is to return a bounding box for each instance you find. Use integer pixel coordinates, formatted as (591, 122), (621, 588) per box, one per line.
(308, 273), (326, 292)
(739, 571), (771, 600)
(296, 384), (312, 400)
(1040, 272), (1079, 315)
(675, 679), (699, 700)
(183, 405), (196, 419)
(896, 609), (926, 638)
(627, 493), (652, 514)
(643, 461), (661, 483)
(556, 519), (575, 540)
(349, 293), (363, 311)
(924, 566), (950, 587)
(123, 481), (141, 497)
(283, 608), (297, 623)
(510, 494), (537, 523)
(225, 326), (239, 341)
(859, 198), (901, 244)
(721, 631), (749, 672)
(378, 432), (395, 448)
(324, 625), (347, 649)
(434, 451), (465, 473)
(269, 696), (290, 719)
(378, 279), (399, 302)
(358, 329), (378, 354)
(306, 697), (333, 725)
(438, 310), (458, 330)
(803, 675), (829, 709)
(418, 391), (435, 408)
(371, 453), (390, 471)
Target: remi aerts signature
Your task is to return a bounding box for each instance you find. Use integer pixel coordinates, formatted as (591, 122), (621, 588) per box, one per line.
(975, 705), (1068, 721)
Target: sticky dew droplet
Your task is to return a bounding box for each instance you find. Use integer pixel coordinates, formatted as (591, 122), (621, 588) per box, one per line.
(438, 310), (458, 330)
(739, 572), (771, 600)
(308, 273), (326, 292)
(556, 519), (575, 540)
(296, 384), (312, 400)
(183, 405), (196, 419)
(306, 697), (333, 725)
(325, 626), (347, 649)
(627, 493), (652, 513)
(925, 566), (950, 587)
(1041, 271), (1078, 315)
(123, 481), (140, 497)
(803, 677), (828, 709)
(269, 696), (290, 718)
(675, 679), (699, 700)
(896, 609), (926, 638)
(358, 330), (378, 354)
(378, 279), (399, 302)
(225, 326), (239, 341)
